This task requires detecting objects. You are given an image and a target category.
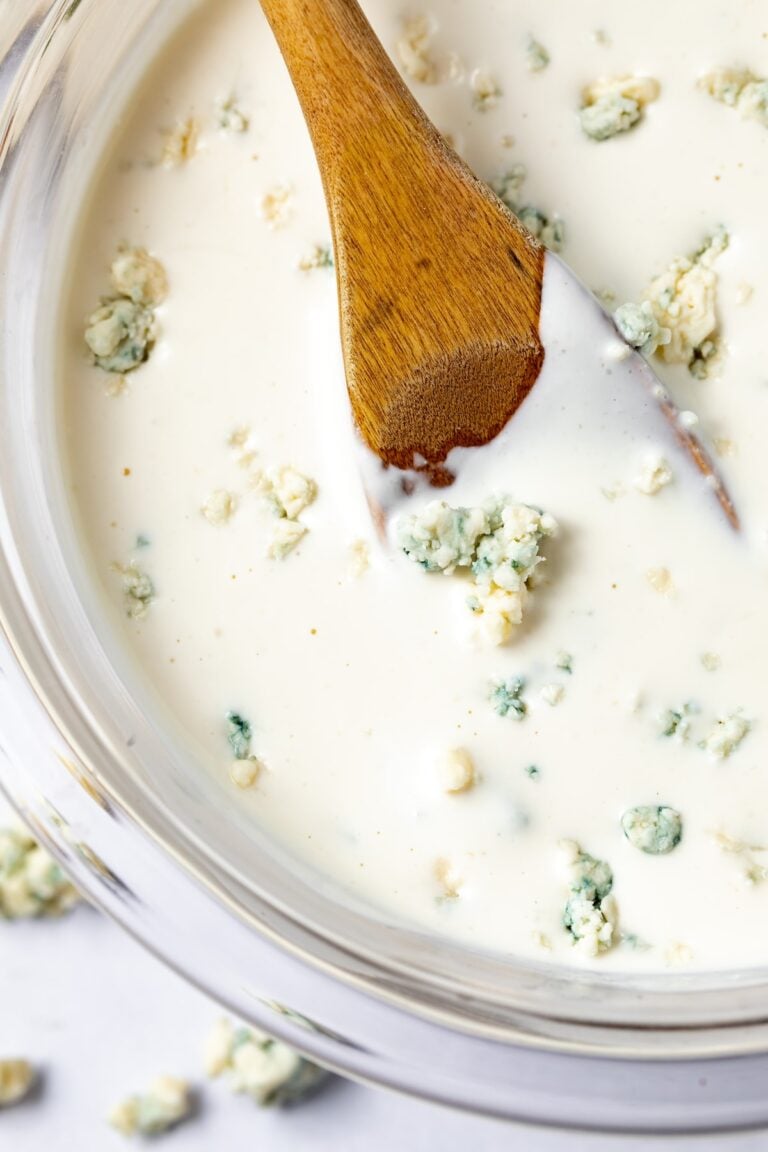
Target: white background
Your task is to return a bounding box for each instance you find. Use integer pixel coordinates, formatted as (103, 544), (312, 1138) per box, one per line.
(4, 853), (768, 1152)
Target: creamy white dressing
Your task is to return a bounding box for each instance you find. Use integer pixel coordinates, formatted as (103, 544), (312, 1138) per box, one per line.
(60, 0), (768, 969)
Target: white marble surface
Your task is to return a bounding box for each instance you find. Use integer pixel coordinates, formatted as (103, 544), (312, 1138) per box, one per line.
(3, 885), (768, 1152)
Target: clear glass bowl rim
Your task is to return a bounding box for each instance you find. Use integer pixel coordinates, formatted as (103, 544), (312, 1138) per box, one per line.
(3, 0), (768, 1133)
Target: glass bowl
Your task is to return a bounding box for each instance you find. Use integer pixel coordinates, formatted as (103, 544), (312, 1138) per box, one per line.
(2, 0), (768, 1134)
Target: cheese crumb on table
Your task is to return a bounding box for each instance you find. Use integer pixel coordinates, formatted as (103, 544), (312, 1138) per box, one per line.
(0, 826), (80, 919)
(109, 1076), (192, 1137)
(205, 1018), (329, 1107)
(0, 1060), (35, 1108)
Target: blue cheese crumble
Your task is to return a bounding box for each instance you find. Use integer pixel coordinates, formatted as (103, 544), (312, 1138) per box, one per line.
(525, 37), (550, 73)
(216, 95), (249, 133)
(701, 712), (750, 760)
(624, 228), (729, 378)
(259, 465), (318, 558)
(84, 247), (167, 374)
(621, 805), (683, 854)
(226, 711), (263, 787)
(490, 165), (565, 252)
(613, 301), (671, 357)
(0, 1060), (35, 1107)
(0, 826), (80, 919)
(561, 840), (617, 957)
(579, 75), (660, 141)
(205, 1018), (329, 1107)
(699, 67), (768, 129)
(398, 498), (556, 645)
(489, 676), (527, 718)
(109, 1076), (192, 1137)
(114, 561), (155, 619)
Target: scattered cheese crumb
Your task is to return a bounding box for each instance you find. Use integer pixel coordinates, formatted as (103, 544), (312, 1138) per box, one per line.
(646, 567), (675, 596)
(229, 758), (262, 789)
(398, 498), (556, 646)
(109, 1076), (192, 1137)
(701, 651), (721, 672)
(635, 455), (673, 495)
(216, 96), (249, 133)
(579, 75), (659, 141)
(735, 282), (754, 306)
(560, 839), (617, 957)
(701, 712), (750, 759)
(0, 825), (80, 919)
(434, 857), (462, 900)
(268, 519), (307, 559)
(161, 118), (199, 167)
(202, 489), (237, 526)
(613, 300), (671, 357)
(713, 438), (737, 458)
(540, 683), (564, 706)
(298, 244), (333, 272)
(114, 561), (155, 618)
(438, 747), (476, 794)
(261, 186), (294, 229)
(0, 1060), (35, 1107)
(349, 539), (370, 577)
(525, 37), (550, 73)
(205, 1018), (329, 1106)
(639, 228), (729, 376)
(110, 247), (168, 306)
(470, 69), (502, 111)
(699, 67), (768, 129)
(396, 15), (438, 84)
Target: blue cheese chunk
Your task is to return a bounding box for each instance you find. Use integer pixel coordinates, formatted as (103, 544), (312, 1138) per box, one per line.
(621, 805), (683, 854)
(701, 711), (750, 759)
(399, 498), (556, 645)
(0, 826), (80, 919)
(490, 165), (565, 252)
(205, 1018), (329, 1107)
(699, 67), (768, 129)
(84, 247), (167, 374)
(613, 301), (671, 357)
(579, 75), (660, 141)
(109, 1076), (192, 1137)
(560, 839), (617, 957)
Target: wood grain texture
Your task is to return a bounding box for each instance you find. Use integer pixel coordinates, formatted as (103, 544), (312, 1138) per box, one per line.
(260, 0), (545, 472)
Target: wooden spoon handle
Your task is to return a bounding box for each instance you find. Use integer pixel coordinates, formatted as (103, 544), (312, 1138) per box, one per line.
(259, 0), (436, 182)
(261, 0), (545, 472)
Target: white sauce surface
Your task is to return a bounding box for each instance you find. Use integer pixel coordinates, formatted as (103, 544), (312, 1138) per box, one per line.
(61, 0), (768, 969)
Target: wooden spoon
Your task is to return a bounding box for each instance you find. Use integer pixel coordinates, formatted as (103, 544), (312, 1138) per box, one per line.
(259, 0), (737, 526)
